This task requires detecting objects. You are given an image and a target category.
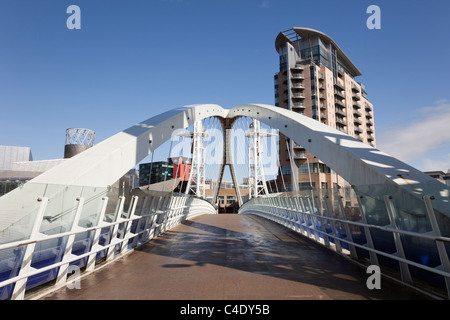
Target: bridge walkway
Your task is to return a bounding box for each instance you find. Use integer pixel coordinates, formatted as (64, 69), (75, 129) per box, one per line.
(41, 214), (430, 300)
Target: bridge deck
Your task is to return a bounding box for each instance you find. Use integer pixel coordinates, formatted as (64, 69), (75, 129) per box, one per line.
(41, 214), (429, 300)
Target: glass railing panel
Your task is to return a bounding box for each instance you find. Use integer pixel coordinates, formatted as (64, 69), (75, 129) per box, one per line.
(0, 183), (49, 244)
(39, 184), (84, 236)
(27, 236), (69, 291)
(0, 246), (25, 299)
(79, 187), (108, 228)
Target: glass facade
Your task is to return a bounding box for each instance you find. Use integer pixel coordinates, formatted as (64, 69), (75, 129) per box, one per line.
(297, 163), (331, 174)
(301, 45), (330, 69)
(139, 161), (174, 186)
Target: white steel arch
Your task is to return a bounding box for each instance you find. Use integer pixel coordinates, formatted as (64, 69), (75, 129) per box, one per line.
(32, 104), (228, 187)
(0, 104), (228, 236)
(1, 102), (448, 224)
(230, 103), (450, 217)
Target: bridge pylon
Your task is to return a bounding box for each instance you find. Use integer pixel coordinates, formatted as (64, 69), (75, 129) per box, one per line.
(246, 119), (277, 199)
(183, 121), (208, 198)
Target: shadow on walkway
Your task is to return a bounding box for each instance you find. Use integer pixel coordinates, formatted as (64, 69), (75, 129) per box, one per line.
(42, 214), (431, 300)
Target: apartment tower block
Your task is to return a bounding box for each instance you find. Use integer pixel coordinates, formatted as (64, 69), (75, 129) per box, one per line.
(274, 28), (376, 191)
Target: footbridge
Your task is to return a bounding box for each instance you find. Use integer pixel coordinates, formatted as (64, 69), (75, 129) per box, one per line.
(1, 104), (449, 300)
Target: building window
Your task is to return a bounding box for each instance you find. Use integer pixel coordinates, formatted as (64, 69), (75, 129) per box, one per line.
(281, 165), (291, 175)
(298, 163), (331, 174)
(218, 196), (225, 205)
(299, 182), (316, 190)
(226, 196), (236, 204)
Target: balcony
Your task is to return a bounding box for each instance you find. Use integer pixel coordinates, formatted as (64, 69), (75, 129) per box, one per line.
(354, 118), (362, 125)
(353, 109), (362, 117)
(352, 93), (361, 100)
(334, 90), (345, 99)
(354, 126), (363, 133)
(291, 64), (304, 71)
(353, 101), (362, 109)
(334, 80), (345, 90)
(336, 117), (348, 126)
(292, 93), (305, 99)
(292, 83), (305, 90)
(319, 93), (326, 100)
(351, 83), (360, 93)
(320, 103), (327, 110)
(291, 73), (304, 79)
(292, 103), (306, 110)
(334, 98), (345, 107)
(335, 107), (347, 117)
(293, 151), (308, 160)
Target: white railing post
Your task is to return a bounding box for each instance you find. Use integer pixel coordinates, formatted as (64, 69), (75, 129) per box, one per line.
(323, 195), (341, 253)
(316, 195), (331, 249)
(86, 196), (109, 272)
(132, 196), (148, 248)
(299, 196), (311, 238)
(119, 195), (139, 254)
(356, 195), (379, 266)
(55, 197), (86, 288)
(292, 196), (301, 233)
(140, 196), (157, 243)
(423, 195), (450, 299)
(335, 192), (358, 259)
(106, 196), (125, 262)
(384, 195), (413, 284)
(11, 197), (49, 300)
(306, 197), (320, 242)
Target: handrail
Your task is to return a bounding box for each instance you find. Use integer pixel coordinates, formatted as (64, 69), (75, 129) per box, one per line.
(0, 186), (216, 300)
(239, 190), (450, 299)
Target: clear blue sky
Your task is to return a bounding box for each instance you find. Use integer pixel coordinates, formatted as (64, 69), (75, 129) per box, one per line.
(1, 0), (450, 173)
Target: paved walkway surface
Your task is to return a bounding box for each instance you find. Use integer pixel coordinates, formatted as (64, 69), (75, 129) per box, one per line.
(41, 214), (430, 300)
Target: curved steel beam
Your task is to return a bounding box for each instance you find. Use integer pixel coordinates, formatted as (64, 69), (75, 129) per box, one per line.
(32, 104), (228, 187)
(230, 103), (434, 186)
(229, 104), (449, 217)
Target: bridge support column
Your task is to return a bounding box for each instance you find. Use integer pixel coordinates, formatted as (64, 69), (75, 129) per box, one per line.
(213, 118), (242, 208)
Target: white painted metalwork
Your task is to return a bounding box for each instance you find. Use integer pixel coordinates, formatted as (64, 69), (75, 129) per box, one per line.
(245, 120), (276, 199)
(230, 104), (450, 218)
(2, 103), (450, 300)
(0, 186), (215, 300)
(184, 121), (208, 198)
